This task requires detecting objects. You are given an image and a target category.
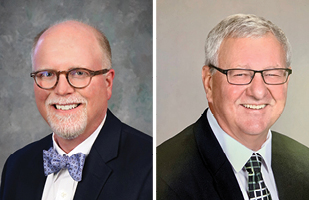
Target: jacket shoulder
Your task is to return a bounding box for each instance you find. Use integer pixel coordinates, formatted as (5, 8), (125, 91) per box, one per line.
(121, 122), (152, 146)
(272, 131), (309, 161)
(94, 111), (152, 199)
(157, 111), (209, 177)
(5, 134), (52, 167)
(157, 124), (205, 199)
(157, 124), (196, 169)
(118, 122), (153, 168)
(0, 134), (52, 199)
(272, 131), (309, 199)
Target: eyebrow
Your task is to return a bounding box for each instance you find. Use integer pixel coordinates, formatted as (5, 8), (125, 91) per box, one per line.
(232, 64), (283, 69)
(33, 66), (88, 72)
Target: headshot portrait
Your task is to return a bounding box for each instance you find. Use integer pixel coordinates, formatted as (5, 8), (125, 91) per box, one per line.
(157, 0), (309, 147)
(0, 0), (152, 199)
(157, 0), (309, 199)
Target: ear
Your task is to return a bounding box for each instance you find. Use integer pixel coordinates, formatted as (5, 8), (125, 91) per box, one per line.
(286, 66), (292, 84)
(202, 65), (213, 103)
(105, 68), (115, 100)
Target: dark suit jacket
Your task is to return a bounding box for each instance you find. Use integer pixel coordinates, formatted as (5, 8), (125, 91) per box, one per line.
(0, 109), (152, 200)
(157, 109), (309, 200)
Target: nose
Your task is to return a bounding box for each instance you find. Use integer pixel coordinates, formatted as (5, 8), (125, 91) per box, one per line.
(54, 74), (75, 96)
(246, 73), (269, 100)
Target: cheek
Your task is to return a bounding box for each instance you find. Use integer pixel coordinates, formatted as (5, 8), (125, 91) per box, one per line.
(86, 79), (108, 99)
(272, 86), (288, 108)
(212, 86), (247, 121)
(82, 80), (109, 113)
(34, 86), (49, 120)
(269, 83), (288, 97)
(213, 83), (242, 104)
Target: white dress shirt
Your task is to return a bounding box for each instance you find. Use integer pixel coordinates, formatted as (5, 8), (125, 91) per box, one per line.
(207, 109), (279, 200)
(41, 114), (106, 200)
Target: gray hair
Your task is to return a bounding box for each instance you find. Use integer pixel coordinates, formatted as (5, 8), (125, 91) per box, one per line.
(205, 14), (291, 69)
(31, 20), (112, 69)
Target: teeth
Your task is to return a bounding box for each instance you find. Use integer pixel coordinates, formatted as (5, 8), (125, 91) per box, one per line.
(243, 104), (266, 110)
(55, 104), (78, 111)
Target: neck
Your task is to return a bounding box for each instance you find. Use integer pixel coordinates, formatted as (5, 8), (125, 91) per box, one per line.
(209, 107), (269, 151)
(54, 131), (92, 153)
(233, 132), (268, 151)
(52, 113), (106, 153)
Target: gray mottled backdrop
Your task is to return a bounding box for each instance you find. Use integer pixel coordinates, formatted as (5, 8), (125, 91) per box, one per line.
(0, 0), (152, 175)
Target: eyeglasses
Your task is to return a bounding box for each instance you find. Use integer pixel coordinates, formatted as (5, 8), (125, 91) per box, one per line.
(209, 64), (292, 85)
(30, 68), (110, 89)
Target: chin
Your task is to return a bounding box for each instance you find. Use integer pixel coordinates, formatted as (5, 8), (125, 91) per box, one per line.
(54, 127), (85, 140)
(242, 126), (269, 136)
(47, 110), (88, 140)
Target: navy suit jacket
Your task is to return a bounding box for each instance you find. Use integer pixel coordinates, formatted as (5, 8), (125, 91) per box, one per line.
(157, 109), (309, 200)
(1, 109), (152, 200)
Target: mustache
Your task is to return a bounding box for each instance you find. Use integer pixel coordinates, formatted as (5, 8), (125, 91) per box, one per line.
(46, 95), (87, 105)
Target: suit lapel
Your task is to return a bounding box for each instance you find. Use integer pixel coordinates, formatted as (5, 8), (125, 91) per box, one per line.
(73, 149), (113, 200)
(194, 110), (244, 200)
(74, 110), (121, 200)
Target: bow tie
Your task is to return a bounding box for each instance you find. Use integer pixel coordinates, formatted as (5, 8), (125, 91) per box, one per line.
(43, 147), (86, 182)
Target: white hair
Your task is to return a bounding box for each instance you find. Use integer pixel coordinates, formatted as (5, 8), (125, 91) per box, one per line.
(205, 14), (291, 69)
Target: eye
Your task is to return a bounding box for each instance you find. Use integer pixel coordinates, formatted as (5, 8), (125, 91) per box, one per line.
(265, 73), (279, 77)
(230, 70), (252, 77)
(264, 70), (283, 77)
(70, 69), (90, 78)
(37, 71), (55, 78)
(233, 73), (246, 77)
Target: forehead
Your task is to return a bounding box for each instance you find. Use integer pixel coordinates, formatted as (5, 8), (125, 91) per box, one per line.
(33, 22), (103, 70)
(218, 34), (286, 68)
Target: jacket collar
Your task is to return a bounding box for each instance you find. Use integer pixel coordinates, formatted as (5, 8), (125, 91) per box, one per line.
(74, 109), (122, 199)
(194, 109), (244, 200)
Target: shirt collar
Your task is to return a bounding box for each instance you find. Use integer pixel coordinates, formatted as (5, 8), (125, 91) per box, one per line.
(52, 113), (107, 156)
(207, 109), (272, 173)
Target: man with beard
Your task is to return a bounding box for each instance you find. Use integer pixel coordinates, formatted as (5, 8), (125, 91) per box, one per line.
(157, 14), (309, 200)
(0, 20), (152, 200)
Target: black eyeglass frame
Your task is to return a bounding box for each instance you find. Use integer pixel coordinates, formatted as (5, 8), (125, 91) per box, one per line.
(208, 64), (292, 85)
(30, 68), (110, 89)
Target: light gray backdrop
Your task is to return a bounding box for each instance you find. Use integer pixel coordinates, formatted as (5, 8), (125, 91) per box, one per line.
(0, 0), (152, 175)
(157, 0), (309, 146)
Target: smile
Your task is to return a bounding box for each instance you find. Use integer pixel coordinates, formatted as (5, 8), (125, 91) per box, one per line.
(242, 104), (266, 110)
(54, 104), (80, 111)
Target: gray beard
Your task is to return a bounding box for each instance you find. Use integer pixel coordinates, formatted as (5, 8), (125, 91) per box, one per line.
(47, 108), (87, 140)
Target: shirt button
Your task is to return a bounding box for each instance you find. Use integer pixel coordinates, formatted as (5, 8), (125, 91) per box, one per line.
(61, 191), (67, 198)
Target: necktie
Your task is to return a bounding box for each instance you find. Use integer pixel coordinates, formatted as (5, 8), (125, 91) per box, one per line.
(244, 153), (272, 200)
(43, 147), (86, 182)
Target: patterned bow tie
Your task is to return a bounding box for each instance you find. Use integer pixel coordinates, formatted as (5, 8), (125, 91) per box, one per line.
(43, 147), (86, 182)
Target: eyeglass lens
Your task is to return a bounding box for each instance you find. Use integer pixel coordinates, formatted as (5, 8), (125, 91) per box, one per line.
(227, 69), (290, 85)
(34, 69), (92, 89)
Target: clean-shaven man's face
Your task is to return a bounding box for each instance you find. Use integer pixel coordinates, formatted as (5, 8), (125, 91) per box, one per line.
(203, 33), (289, 148)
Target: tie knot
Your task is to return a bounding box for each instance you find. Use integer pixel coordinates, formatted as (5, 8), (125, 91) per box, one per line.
(245, 153), (262, 174)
